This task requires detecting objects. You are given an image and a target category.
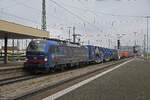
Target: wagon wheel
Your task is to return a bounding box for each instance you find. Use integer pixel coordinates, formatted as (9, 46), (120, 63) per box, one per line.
(51, 67), (56, 73)
(61, 65), (65, 72)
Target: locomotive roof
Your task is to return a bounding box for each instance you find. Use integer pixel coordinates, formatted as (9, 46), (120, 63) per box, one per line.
(43, 37), (80, 45)
(32, 38), (85, 48)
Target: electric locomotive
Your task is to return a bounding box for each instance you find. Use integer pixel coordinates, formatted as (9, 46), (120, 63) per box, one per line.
(24, 39), (89, 73)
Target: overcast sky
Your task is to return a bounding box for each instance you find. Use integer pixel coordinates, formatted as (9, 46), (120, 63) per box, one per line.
(0, 0), (150, 49)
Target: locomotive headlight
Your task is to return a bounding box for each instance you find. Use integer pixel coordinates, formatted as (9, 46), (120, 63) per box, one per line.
(25, 58), (28, 61)
(44, 57), (48, 62)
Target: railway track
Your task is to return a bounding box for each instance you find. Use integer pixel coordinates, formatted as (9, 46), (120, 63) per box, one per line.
(0, 66), (88, 87)
(0, 66), (32, 86)
(0, 67), (23, 75)
(13, 58), (130, 100)
(0, 58), (131, 100)
(0, 75), (36, 86)
(0, 68), (73, 87)
(0, 70), (63, 87)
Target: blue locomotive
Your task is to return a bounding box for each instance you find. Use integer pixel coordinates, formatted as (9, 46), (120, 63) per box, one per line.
(24, 39), (118, 73)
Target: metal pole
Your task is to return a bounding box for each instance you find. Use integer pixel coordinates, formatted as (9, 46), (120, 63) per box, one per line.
(88, 40), (90, 45)
(0, 40), (1, 56)
(69, 28), (70, 42)
(4, 36), (8, 64)
(116, 34), (120, 60)
(109, 39), (110, 48)
(134, 32), (137, 46)
(12, 39), (14, 55)
(116, 34), (125, 59)
(146, 16), (149, 60)
(73, 26), (76, 43)
(41, 0), (47, 31)
(17, 39), (19, 52)
(117, 39), (119, 59)
(67, 27), (72, 42)
(26, 40), (28, 48)
(144, 34), (146, 56)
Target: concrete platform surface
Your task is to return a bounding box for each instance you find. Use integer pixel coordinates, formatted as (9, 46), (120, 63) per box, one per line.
(54, 58), (150, 100)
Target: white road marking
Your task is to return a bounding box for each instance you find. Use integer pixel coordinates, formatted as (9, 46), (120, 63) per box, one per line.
(43, 59), (134, 100)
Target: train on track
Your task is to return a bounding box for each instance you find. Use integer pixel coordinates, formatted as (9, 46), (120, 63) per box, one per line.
(24, 39), (133, 73)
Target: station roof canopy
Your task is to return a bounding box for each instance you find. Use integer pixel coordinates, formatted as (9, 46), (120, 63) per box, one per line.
(0, 20), (49, 39)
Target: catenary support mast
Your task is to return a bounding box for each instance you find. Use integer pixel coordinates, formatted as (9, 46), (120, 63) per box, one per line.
(42, 0), (47, 31)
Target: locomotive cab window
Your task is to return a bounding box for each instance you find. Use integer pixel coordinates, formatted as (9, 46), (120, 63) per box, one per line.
(27, 40), (46, 54)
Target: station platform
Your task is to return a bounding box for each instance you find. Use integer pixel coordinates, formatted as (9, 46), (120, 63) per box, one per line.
(54, 58), (150, 100)
(36, 58), (150, 100)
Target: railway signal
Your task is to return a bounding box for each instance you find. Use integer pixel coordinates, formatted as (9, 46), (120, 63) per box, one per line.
(117, 40), (120, 49)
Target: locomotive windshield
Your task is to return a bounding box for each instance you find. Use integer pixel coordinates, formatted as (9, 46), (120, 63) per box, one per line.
(27, 40), (47, 54)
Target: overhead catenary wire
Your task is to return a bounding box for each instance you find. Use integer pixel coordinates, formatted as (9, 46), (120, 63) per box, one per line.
(50, 0), (146, 38)
(0, 0), (42, 26)
(13, 0), (41, 14)
(0, 0), (29, 9)
(48, 0), (101, 31)
(1, 0), (147, 47)
(48, 0), (91, 24)
(1, 11), (40, 25)
(46, 2), (70, 25)
(56, 1), (147, 19)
